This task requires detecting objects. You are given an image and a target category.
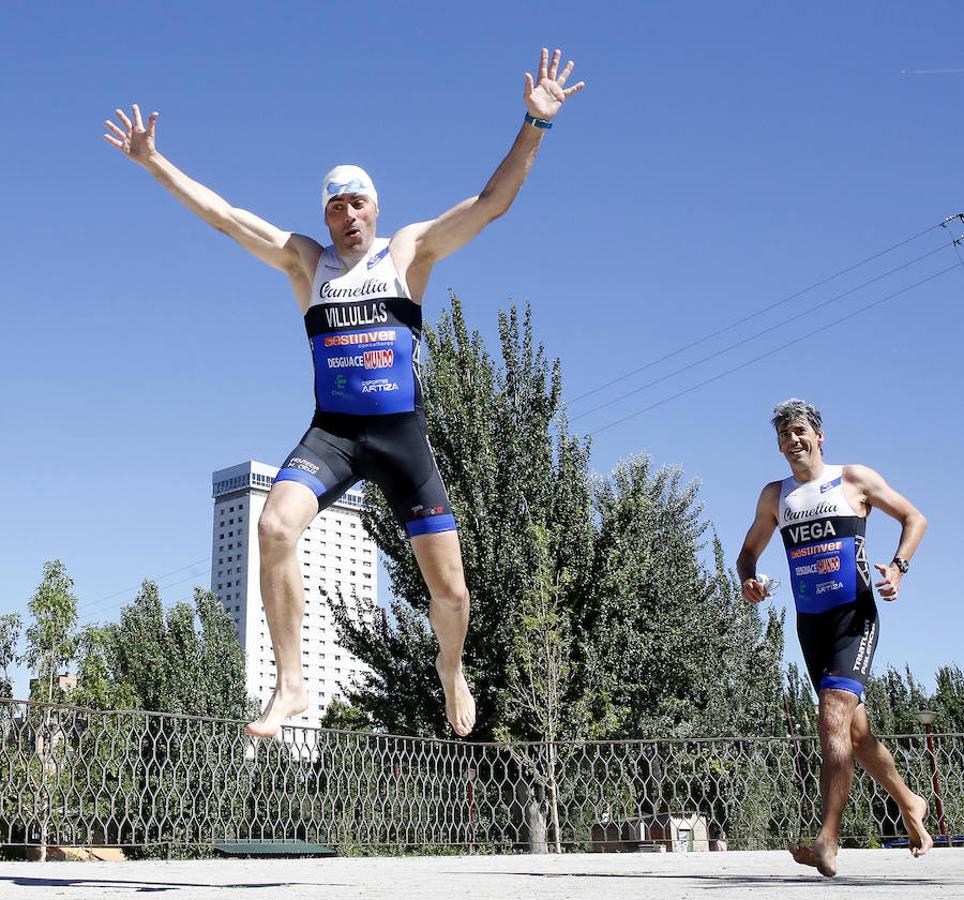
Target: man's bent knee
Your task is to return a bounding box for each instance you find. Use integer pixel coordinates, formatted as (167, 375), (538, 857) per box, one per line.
(258, 511), (297, 553)
(850, 711), (877, 755)
(851, 727), (877, 756)
(818, 689), (859, 740)
(430, 585), (470, 615)
(258, 484), (317, 553)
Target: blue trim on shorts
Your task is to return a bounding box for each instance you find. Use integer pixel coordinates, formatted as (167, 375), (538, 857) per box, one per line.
(405, 513), (457, 537)
(820, 675), (865, 698)
(274, 467), (327, 497)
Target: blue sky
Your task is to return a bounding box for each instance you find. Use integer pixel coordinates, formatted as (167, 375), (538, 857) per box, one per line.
(2, 1), (962, 702)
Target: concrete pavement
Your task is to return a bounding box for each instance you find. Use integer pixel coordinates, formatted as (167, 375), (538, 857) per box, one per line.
(1, 848), (960, 899)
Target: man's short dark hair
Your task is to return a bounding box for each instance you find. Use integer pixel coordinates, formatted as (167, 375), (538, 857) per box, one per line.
(771, 398), (823, 434)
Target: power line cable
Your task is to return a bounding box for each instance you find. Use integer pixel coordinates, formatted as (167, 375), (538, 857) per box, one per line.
(588, 263), (959, 437)
(942, 216), (964, 270)
(572, 238), (956, 422)
(75, 556), (211, 616)
(901, 68), (964, 76)
(76, 571), (216, 623)
(568, 219), (949, 406)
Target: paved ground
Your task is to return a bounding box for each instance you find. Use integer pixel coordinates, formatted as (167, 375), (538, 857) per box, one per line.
(0, 849), (961, 899)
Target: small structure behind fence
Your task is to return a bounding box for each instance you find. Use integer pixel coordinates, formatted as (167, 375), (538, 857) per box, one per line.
(1, 699), (960, 854)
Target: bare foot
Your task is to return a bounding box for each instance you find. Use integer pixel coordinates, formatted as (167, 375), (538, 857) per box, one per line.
(436, 654), (476, 737)
(245, 685), (308, 738)
(789, 840), (837, 877)
(901, 794), (934, 858)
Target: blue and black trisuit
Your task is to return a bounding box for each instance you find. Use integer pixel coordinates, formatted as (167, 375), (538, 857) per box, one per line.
(779, 464), (878, 699)
(274, 238), (456, 537)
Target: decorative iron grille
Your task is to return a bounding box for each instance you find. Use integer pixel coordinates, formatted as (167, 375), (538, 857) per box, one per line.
(1, 699), (959, 853)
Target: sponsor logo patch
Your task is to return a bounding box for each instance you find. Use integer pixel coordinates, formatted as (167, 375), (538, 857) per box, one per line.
(328, 355), (365, 368)
(286, 457), (319, 475)
(360, 379), (399, 394)
(410, 504), (446, 519)
(364, 349), (394, 369)
(320, 284), (390, 304)
(788, 520), (837, 543)
(783, 502), (837, 523)
(323, 329), (397, 347)
(793, 555), (841, 577)
(820, 476), (843, 494)
(815, 580), (844, 595)
(853, 619), (876, 674)
(790, 540), (843, 560)
(367, 246), (391, 270)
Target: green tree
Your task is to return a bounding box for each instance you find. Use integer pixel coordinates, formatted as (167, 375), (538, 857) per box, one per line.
(65, 581), (254, 853)
(784, 662), (818, 736)
(496, 523), (593, 744)
(862, 665), (929, 736)
(20, 561), (80, 859)
(703, 536), (786, 737)
(109, 580), (169, 711)
(319, 697), (373, 732)
(23, 561), (78, 704)
(70, 625), (138, 710)
(0, 613), (22, 701)
(493, 523), (602, 853)
(333, 296), (784, 743)
(101, 581), (250, 718)
(584, 458), (783, 739)
(933, 665), (964, 732)
(194, 588), (250, 719)
(331, 297), (596, 739)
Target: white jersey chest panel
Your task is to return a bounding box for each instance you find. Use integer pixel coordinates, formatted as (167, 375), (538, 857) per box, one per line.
(308, 238), (411, 308)
(779, 464), (860, 528)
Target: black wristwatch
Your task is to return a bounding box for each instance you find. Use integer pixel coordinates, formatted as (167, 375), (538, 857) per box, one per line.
(892, 556), (910, 574)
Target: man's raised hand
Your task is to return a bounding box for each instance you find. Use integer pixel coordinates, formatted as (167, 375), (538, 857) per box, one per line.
(742, 578), (768, 605)
(524, 48), (585, 121)
(873, 562), (901, 601)
(104, 104), (158, 165)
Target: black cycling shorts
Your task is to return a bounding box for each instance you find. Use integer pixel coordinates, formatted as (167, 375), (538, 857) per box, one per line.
(796, 593), (879, 699)
(273, 410), (456, 537)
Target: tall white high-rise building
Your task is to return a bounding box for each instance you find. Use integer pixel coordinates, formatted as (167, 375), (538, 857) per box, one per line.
(211, 460), (378, 729)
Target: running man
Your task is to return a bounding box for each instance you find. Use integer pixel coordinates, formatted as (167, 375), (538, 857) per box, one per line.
(737, 398), (932, 877)
(104, 48), (585, 739)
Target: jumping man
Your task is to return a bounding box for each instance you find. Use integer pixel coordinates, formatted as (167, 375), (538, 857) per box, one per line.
(737, 398), (932, 877)
(105, 48), (585, 738)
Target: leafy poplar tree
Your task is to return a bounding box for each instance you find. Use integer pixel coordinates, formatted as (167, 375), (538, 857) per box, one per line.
(862, 665), (931, 736)
(20, 561), (79, 859)
(783, 661), (818, 736)
(73, 580), (251, 718)
(496, 524), (592, 743)
(700, 536), (785, 737)
(332, 295), (784, 742)
(110, 580), (170, 711)
(933, 665), (964, 732)
(583, 459), (784, 739)
(492, 522), (601, 853)
(24, 561), (78, 704)
(331, 296), (595, 738)
(0, 613), (21, 702)
(71, 625), (138, 710)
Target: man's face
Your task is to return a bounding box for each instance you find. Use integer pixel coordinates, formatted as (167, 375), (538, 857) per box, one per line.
(776, 418), (825, 468)
(324, 194), (378, 255)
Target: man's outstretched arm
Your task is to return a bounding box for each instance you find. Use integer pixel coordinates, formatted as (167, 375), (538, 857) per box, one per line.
(737, 482), (781, 603)
(395, 48), (585, 271)
(845, 465), (928, 600)
(104, 104), (314, 278)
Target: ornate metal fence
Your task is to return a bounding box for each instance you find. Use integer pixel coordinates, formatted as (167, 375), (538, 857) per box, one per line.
(1, 699), (960, 853)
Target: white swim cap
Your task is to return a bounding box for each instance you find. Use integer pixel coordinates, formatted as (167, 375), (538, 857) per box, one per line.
(321, 164), (378, 209)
